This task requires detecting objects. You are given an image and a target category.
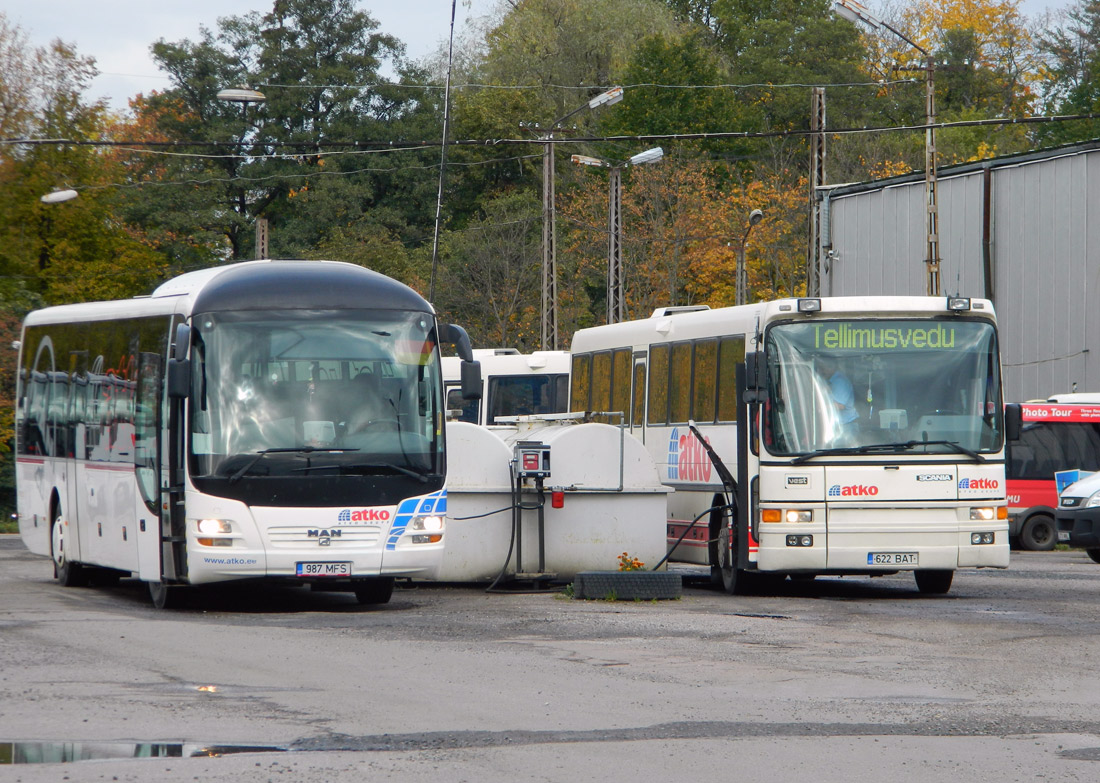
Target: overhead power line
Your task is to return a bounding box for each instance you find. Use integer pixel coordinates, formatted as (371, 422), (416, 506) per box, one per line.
(6, 111), (1100, 158)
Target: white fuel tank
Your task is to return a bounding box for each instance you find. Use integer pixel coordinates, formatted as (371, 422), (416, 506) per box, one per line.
(439, 417), (670, 581)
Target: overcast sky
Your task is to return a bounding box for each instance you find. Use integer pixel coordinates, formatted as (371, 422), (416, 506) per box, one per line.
(1, 0), (1075, 113)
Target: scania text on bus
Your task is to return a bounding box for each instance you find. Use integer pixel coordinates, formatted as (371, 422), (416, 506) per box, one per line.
(569, 296), (1020, 595)
(14, 260), (481, 608)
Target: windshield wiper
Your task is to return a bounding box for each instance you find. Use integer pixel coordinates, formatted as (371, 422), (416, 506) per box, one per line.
(899, 439), (986, 463)
(790, 439), (985, 465)
(790, 446), (863, 465)
(227, 447), (359, 484)
(291, 461), (432, 483)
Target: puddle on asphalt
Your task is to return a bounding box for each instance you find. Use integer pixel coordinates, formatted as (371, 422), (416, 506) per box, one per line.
(0, 741), (284, 764)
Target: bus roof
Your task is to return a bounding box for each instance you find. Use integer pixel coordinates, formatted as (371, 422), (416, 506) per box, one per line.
(24, 260), (431, 326)
(442, 350), (570, 382)
(571, 296), (997, 352)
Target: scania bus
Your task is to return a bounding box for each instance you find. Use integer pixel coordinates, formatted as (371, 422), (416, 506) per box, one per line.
(1007, 402), (1100, 550)
(15, 260), (480, 608)
(443, 348), (570, 425)
(569, 296), (1019, 595)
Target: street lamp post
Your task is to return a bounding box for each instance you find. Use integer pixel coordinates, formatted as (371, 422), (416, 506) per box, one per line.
(734, 209), (764, 306)
(572, 147), (664, 324)
(833, 0), (940, 296)
(218, 87), (268, 259)
(527, 87), (624, 348)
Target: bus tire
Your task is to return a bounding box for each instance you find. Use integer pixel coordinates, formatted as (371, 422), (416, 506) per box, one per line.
(914, 569), (953, 595)
(354, 577), (395, 605)
(148, 581), (178, 610)
(1019, 514), (1056, 551)
(51, 506), (86, 587)
(713, 514), (744, 595)
(1087, 549), (1100, 564)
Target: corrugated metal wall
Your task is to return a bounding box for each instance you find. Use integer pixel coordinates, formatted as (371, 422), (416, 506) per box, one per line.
(822, 145), (1100, 402)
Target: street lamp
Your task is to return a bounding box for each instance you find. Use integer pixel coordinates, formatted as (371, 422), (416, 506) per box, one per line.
(218, 86), (268, 259)
(572, 146), (664, 324)
(734, 209), (764, 306)
(833, 0), (940, 296)
(527, 86), (624, 348)
(40, 189), (79, 204)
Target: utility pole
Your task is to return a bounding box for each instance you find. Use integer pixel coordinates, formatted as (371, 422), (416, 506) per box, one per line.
(808, 86), (826, 297)
(832, 0), (940, 295)
(527, 87), (624, 348)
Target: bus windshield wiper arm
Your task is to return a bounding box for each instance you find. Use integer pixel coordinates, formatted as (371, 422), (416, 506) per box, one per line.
(790, 446), (863, 464)
(228, 447), (359, 484)
(292, 461), (432, 483)
(791, 440), (985, 465)
(900, 439), (986, 463)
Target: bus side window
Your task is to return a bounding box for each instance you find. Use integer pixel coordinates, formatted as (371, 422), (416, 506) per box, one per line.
(692, 339), (717, 423)
(669, 342), (691, 424)
(570, 354), (592, 413)
(717, 335), (745, 422)
(631, 360), (646, 428)
(647, 344), (670, 425)
(611, 348), (631, 424)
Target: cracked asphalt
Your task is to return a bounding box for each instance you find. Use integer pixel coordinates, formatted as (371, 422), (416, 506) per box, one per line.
(2, 535), (1099, 782)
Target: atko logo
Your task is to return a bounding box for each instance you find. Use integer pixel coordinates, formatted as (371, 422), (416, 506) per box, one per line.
(828, 484), (879, 497)
(337, 508), (392, 523)
(959, 478), (999, 490)
(667, 428), (713, 483)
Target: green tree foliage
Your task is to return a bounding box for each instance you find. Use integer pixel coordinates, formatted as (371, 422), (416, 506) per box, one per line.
(134, 0), (441, 268)
(1034, 0), (1100, 145)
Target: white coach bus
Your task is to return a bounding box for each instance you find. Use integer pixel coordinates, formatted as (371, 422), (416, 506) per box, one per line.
(15, 260), (481, 608)
(569, 297), (1021, 595)
(443, 349), (570, 425)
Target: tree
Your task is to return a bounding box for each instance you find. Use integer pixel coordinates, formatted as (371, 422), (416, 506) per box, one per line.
(1034, 0), (1100, 145)
(432, 191), (543, 348)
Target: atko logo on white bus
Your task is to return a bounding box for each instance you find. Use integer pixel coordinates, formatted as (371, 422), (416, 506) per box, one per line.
(959, 478), (999, 490)
(667, 428), (713, 483)
(337, 508), (392, 524)
(828, 484), (880, 497)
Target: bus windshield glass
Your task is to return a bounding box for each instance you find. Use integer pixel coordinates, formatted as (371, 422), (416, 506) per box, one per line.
(763, 318), (1002, 457)
(189, 309), (443, 482)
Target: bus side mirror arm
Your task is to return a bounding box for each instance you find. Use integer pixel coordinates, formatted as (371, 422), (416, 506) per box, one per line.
(742, 352), (764, 403)
(1005, 403), (1022, 441)
(167, 323), (192, 399)
(438, 322), (482, 400)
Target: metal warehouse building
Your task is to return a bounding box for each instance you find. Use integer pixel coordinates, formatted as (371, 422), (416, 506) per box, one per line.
(818, 140), (1100, 403)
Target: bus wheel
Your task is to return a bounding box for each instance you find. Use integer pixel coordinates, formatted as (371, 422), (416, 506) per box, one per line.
(1019, 515), (1056, 551)
(914, 569), (953, 595)
(148, 581), (178, 610)
(714, 520), (744, 595)
(1087, 549), (1100, 564)
(354, 577), (395, 605)
(51, 507), (86, 587)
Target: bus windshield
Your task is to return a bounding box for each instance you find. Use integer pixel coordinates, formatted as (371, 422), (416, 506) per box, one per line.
(189, 309), (444, 483)
(763, 318), (1002, 457)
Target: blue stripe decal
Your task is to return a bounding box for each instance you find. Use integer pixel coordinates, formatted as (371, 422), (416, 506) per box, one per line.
(386, 489), (447, 550)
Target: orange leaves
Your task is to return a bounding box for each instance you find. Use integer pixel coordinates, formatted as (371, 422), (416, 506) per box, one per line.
(560, 156), (809, 317)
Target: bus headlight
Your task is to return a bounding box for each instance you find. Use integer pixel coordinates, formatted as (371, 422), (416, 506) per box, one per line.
(410, 515), (444, 544)
(969, 507), (995, 521)
(410, 515), (444, 532)
(195, 518), (234, 547)
(971, 532), (995, 545)
(785, 510), (813, 523)
(197, 518), (233, 535)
